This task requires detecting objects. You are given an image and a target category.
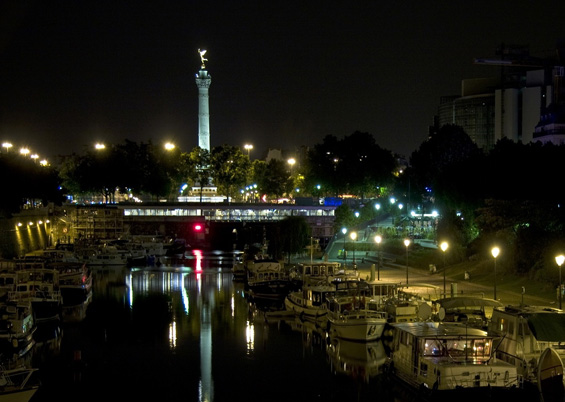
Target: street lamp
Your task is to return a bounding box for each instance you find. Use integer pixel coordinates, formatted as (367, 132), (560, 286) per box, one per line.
(491, 246), (500, 300)
(375, 203), (381, 234)
(95, 143), (105, 150)
(440, 241), (449, 297)
(375, 235), (382, 280)
(404, 239), (411, 286)
(350, 232), (357, 268)
(287, 158), (296, 173)
(556, 255), (564, 309)
(164, 142), (175, 151)
(2, 142), (12, 153)
(341, 227), (347, 267)
(244, 144), (253, 157)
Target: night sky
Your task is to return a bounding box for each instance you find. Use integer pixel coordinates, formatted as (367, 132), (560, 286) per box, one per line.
(1, 0), (564, 161)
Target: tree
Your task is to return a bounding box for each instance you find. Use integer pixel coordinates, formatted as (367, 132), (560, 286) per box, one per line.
(305, 132), (396, 198)
(0, 153), (64, 217)
(187, 147), (212, 202)
(210, 145), (251, 201)
(268, 216), (311, 262)
(253, 159), (293, 201)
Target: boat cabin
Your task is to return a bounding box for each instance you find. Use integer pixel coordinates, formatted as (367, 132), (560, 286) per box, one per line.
(388, 322), (519, 392)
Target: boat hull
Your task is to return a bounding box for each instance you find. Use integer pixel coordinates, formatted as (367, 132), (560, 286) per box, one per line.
(538, 347), (565, 402)
(328, 316), (386, 342)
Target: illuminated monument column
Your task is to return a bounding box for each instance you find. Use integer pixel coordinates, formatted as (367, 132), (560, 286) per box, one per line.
(195, 49), (211, 152)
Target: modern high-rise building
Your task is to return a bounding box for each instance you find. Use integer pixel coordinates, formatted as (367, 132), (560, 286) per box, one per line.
(437, 43), (565, 150)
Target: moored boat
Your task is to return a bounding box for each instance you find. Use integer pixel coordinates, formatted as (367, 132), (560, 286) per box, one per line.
(245, 259), (298, 299)
(0, 365), (40, 402)
(487, 304), (565, 399)
(53, 262), (93, 322)
(386, 321), (523, 400)
(326, 293), (387, 342)
(0, 300), (36, 359)
(9, 265), (62, 323)
(284, 284), (336, 321)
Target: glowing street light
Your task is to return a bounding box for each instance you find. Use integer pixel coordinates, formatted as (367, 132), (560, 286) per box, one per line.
(440, 241), (449, 296)
(404, 239), (411, 285)
(19, 147), (30, 156)
(244, 144), (253, 157)
(95, 143), (106, 150)
(375, 235), (382, 280)
(287, 158), (296, 172)
(2, 142), (12, 153)
(341, 227), (347, 267)
(556, 254), (564, 309)
(375, 203), (381, 233)
(164, 142), (175, 151)
(350, 232), (357, 268)
(491, 246), (500, 300)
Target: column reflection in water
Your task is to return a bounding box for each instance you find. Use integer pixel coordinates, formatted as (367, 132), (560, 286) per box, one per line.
(196, 249), (214, 402)
(127, 250), (247, 402)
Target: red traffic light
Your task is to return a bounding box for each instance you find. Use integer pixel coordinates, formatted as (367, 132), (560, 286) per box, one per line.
(193, 223), (203, 232)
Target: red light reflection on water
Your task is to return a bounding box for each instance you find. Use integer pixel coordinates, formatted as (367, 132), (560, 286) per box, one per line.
(193, 249), (203, 273)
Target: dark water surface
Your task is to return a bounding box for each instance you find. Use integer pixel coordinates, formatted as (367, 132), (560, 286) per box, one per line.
(29, 250), (398, 402)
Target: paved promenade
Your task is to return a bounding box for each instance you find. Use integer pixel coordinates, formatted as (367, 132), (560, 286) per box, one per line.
(294, 251), (556, 308)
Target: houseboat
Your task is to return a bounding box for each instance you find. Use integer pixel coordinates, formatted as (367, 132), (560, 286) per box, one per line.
(488, 304), (565, 401)
(386, 321), (522, 400)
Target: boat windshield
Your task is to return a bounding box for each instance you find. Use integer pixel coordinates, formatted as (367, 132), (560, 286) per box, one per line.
(423, 337), (492, 359)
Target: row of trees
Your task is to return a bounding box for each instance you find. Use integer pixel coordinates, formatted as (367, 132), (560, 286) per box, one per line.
(2, 124), (565, 281)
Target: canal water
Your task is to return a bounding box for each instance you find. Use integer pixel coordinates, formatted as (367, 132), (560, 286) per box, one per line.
(29, 250), (400, 402)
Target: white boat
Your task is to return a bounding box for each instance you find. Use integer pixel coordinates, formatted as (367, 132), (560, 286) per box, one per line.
(290, 261), (359, 286)
(284, 284), (336, 320)
(386, 321), (522, 399)
(362, 280), (429, 324)
(326, 293), (387, 341)
(53, 262), (93, 322)
(0, 301), (36, 358)
(85, 245), (129, 266)
(9, 265), (62, 323)
(0, 365), (40, 402)
(24, 248), (81, 264)
(245, 259), (297, 299)
(487, 304), (565, 398)
(434, 296), (503, 330)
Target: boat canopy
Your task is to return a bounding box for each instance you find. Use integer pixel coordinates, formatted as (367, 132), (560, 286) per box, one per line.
(527, 313), (565, 342)
(437, 297), (503, 309)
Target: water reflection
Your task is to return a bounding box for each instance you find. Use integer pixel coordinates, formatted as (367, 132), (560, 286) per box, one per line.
(29, 253), (396, 402)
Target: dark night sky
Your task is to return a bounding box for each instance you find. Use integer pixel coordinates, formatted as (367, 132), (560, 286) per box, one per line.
(1, 0), (564, 161)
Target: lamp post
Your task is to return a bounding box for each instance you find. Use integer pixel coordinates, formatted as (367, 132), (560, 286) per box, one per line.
(350, 232), (357, 268)
(491, 247), (500, 300)
(556, 255), (564, 309)
(375, 203), (381, 234)
(440, 241), (449, 297)
(164, 142), (175, 151)
(244, 144), (253, 157)
(287, 158), (296, 171)
(341, 228), (347, 267)
(375, 235), (382, 280)
(404, 239), (411, 285)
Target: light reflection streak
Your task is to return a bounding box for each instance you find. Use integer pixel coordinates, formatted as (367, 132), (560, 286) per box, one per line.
(181, 273), (189, 315)
(246, 319), (255, 356)
(197, 266), (213, 402)
(169, 319), (177, 349)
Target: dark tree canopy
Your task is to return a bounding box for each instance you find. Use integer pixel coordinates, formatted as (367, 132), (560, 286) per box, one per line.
(305, 131), (396, 198)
